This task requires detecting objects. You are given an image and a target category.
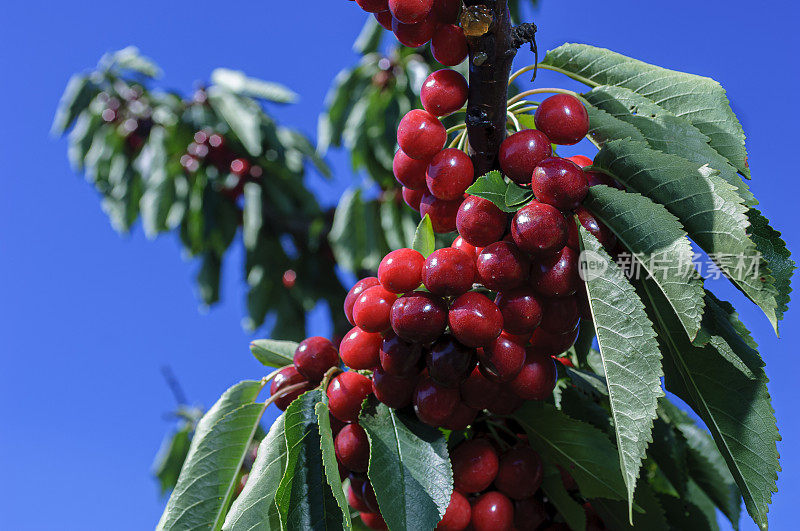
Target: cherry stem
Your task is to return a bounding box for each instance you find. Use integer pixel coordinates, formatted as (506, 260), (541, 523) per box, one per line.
(449, 130), (466, 149)
(262, 382), (308, 409)
(263, 364), (293, 384)
(446, 123), (468, 134)
(506, 111), (522, 132)
(507, 87), (580, 106)
(320, 365), (343, 391)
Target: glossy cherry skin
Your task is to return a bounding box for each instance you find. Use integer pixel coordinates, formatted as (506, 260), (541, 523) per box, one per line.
(414, 376), (460, 426)
(431, 24), (469, 66)
(442, 401), (479, 431)
(567, 155), (592, 167)
(478, 335), (526, 382)
(451, 439), (499, 493)
(380, 332), (423, 376)
(345, 277), (381, 326)
(327, 372), (373, 422)
(426, 148), (474, 200)
(397, 109), (446, 160)
(270, 366), (310, 411)
(530, 246), (580, 298)
(495, 446), (543, 499)
(361, 480), (380, 514)
(539, 296), (580, 335)
(392, 13), (437, 48)
(575, 206), (617, 248)
(393, 149), (429, 190)
(420, 192), (462, 233)
(529, 325), (579, 357)
(476, 242), (530, 291)
(433, 0), (460, 22)
(388, 0), (433, 23)
(360, 511), (388, 530)
(423, 247), (476, 296)
(531, 157), (589, 210)
(421, 69), (469, 116)
(565, 214), (579, 249)
(335, 423), (370, 473)
(514, 497), (549, 531)
(499, 129), (553, 185)
(494, 288), (543, 335)
(355, 0), (389, 13)
(456, 195), (507, 247)
(373, 10), (394, 30)
(449, 292), (504, 348)
(378, 247), (425, 293)
(372, 366), (418, 409)
(460, 367), (499, 410)
(471, 491), (514, 531)
(511, 202), (568, 256)
(534, 93), (590, 145)
(451, 235), (477, 260)
(510, 348), (558, 400)
(390, 291), (449, 343)
(293, 337), (339, 383)
(347, 483), (371, 512)
(437, 490), (472, 530)
(339, 326), (383, 370)
(353, 285), (398, 333)
(402, 186), (425, 211)
(427, 335), (477, 387)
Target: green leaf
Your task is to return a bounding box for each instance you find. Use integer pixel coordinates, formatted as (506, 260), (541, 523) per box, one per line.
(207, 87), (264, 156)
(584, 185), (705, 339)
(514, 401), (628, 501)
(584, 103), (646, 146)
(276, 390), (347, 529)
(655, 493), (714, 531)
(152, 423), (193, 496)
(353, 16), (384, 54)
(747, 208), (795, 330)
(540, 462), (586, 531)
(211, 68), (298, 104)
(316, 402), (353, 530)
(52, 75), (98, 135)
(541, 43), (750, 177)
(412, 214), (436, 257)
(464, 171), (517, 212)
(648, 415), (689, 496)
(197, 252), (222, 305)
(578, 227), (663, 514)
(158, 380), (267, 531)
(250, 339), (297, 368)
(223, 414), (288, 530)
(359, 400), (453, 531)
(329, 188), (389, 273)
(100, 46), (162, 78)
(591, 479), (669, 531)
(504, 181), (534, 207)
(380, 195), (417, 251)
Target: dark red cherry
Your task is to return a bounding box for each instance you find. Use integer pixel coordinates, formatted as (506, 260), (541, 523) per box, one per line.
(392, 14), (438, 48)
(397, 109), (446, 160)
(327, 372), (373, 422)
(390, 291), (449, 343)
(402, 187), (425, 211)
(495, 446), (543, 499)
(442, 401), (479, 431)
(293, 336), (339, 383)
(420, 192), (462, 233)
(353, 285), (398, 333)
(452, 235), (477, 260)
(514, 497), (549, 531)
(494, 289), (543, 335)
(380, 332), (423, 376)
(451, 439), (499, 493)
(456, 195), (507, 247)
(339, 326), (383, 370)
(510, 348), (558, 400)
(530, 246), (580, 298)
(270, 366), (310, 411)
(476, 242), (530, 291)
(431, 24), (469, 66)
(372, 366), (417, 409)
(347, 483), (371, 512)
(460, 367), (500, 410)
(531, 157), (588, 210)
(539, 296), (580, 335)
(529, 325), (580, 357)
(427, 335), (477, 387)
(345, 277), (381, 327)
(393, 149), (429, 190)
(378, 247), (425, 293)
(449, 292), (504, 347)
(575, 206), (617, 248)
(414, 376), (460, 426)
(511, 202), (568, 256)
(433, 0), (461, 23)
(421, 69), (468, 116)
(471, 491), (514, 531)
(487, 386), (524, 416)
(361, 480), (380, 513)
(499, 129), (552, 185)
(426, 148), (474, 200)
(355, 0), (389, 13)
(373, 10), (394, 30)
(360, 511), (388, 530)
(388, 0), (433, 23)
(437, 490), (472, 530)
(534, 93), (590, 145)
(478, 335), (526, 382)
(335, 423), (370, 473)
(423, 247), (476, 296)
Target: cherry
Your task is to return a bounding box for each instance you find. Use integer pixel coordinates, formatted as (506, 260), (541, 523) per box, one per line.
(452, 235), (477, 260)
(390, 291), (449, 343)
(501, 329), (533, 345)
(340, 326), (383, 370)
(372, 366), (417, 409)
(402, 186), (425, 211)
(414, 376), (460, 426)
(353, 285), (398, 333)
(347, 484), (371, 512)
(345, 277), (380, 326)
(449, 292), (504, 348)
(282, 269), (297, 289)
(567, 155), (592, 167)
(494, 289), (543, 335)
(575, 206), (617, 248)
(476, 241), (530, 291)
(511, 202), (568, 256)
(360, 512), (388, 530)
(431, 25), (469, 66)
(534, 93), (590, 145)
(380, 332), (423, 376)
(388, 0), (433, 23)
(361, 480), (380, 513)
(460, 367), (499, 410)
(427, 335), (477, 387)
(530, 246), (580, 298)
(398, 109), (446, 160)
(423, 247), (476, 296)
(293, 336), (339, 382)
(495, 447), (543, 499)
(270, 366), (310, 411)
(586, 170), (621, 189)
(374, 10), (394, 30)
(565, 214), (579, 249)
(392, 14), (437, 48)
(471, 491), (514, 531)
(539, 296), (580, 335)
(426, 148), (474, 200)
(456, 195), (507, 247)
(442, 401), (478, 431)
(452, 439), (499, 493)
(420, 192), (461, 233)
(335, 423), (370, 473)
(437, 490), (472, 531)
(478, 335), (526, 382)
(327, 371), (373, 422)
(531, 157), (588, 210)
(433, 0), (461, 23)
(393, 149), (429, 190)
(498, 129), (552, 185)
(421, 69), (469, 116)
(514, 497), (548, 531)
(529, 325), (580, 357)
(355, 0), (389, 13)
(378, 247), (425, 293)
(487, 386), (523, 415)
(510, 349), (558, 400)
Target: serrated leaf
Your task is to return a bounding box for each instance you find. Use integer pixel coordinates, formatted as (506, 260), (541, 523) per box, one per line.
(514, 401), (628, 501)
(212, 68), (298, 104)
(207, 87), (264, 156)
(584, 103), (646, 146)
(315, 402), (352, 530)
(584, 185), (705, 339)
(250, 339), (298, 368)
(565, 366), (608, 398)
(359, 400), (453, 531)
(747, 208), (794, 329)
(654, 493), (714, 531)
(540, 462), (586, 531)
(52, 75), (98, 135)
(158, 380), (267, 531)
(412, 214), (436, 257)
(591, 478), (669, 531)
(464, 171), (517, 212)
(276, 391), (347, 530)
(504, 181), (534, 207)
(579, 227), (663, 514)
(648, 416), (689, 496)
(223, 414), (287, 531)
(541, 43), (749, 176)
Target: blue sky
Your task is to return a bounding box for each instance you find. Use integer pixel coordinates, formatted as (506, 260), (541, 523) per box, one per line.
(1, 1), (798, 529)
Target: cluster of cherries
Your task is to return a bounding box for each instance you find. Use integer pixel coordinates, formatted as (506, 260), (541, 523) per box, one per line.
(97, 89), (153, 153)
(350, 0), (468, 66)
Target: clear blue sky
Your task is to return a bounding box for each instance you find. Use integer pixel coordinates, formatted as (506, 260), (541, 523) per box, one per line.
(1, 1), (798, 529)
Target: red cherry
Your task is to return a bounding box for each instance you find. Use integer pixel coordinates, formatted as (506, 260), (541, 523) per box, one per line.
(510, 348), (558, 400)
(380, 332), (423, 376)
(392, 14), (437, 48)
(345, 277), (380, 326)
(340, 326), (383, 370)
(530, 246), (580, 298)
(431, 24), (469, 66)
(433, 0), (461, 23)
(471, 491), (514, 531)
(437, 490), (472, 530)
(531, 157), (589, 210)
(460, 367), (499, 410)
(534, 93), (590, 145)
(511, 202), (568, 256)
(402, 186), (425, 211)
(514, 497), (549, 531)
(293, 337), (339, 382)
(529, 325), (580, 357)
(372, 366), (418, 409)
(476, 242), (530, 291)
(355, 0), (389, 13)
(361, 479), (380, 513)
(478, 335), (526, 382)
(575, 206), (617, 248)
(487, 386), (524, 415)
(498, 129), (552, 185)
(327, 372), (373, 422)
(421, 69), (469, 116)
(442, 401), (479, 431)
(353, 285), (398, 333)
(539, 296), (580, 335)
(427, 335), (477, 387)
(426, 148), (474, 200)
(390, 291), (449, 343)
(565, 214), (580, 249)
(270, 366), (310, 411)
(378, 247), (425, 293)
(420, 192), (462, 233)
(347, 484), (371, 512)
(360, 511), (388, 530)
(388, 0), (433, 23)
(374, 10), (394, 30)
(423, 247), (476, 296)
(335, 423), (370, 473)
(449, 292), (504, 348)
(452, 235), (477, 260)
(494, 289), (543, 335)
(567, 155), (593, 168)
(451, 439), (499, 493)
(397, 109), (446, 160)
(393, 149), (429, 190)
(456, 195), (507, 247)
(495, 447), (543, 499)
(414, 376), (460, 426)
